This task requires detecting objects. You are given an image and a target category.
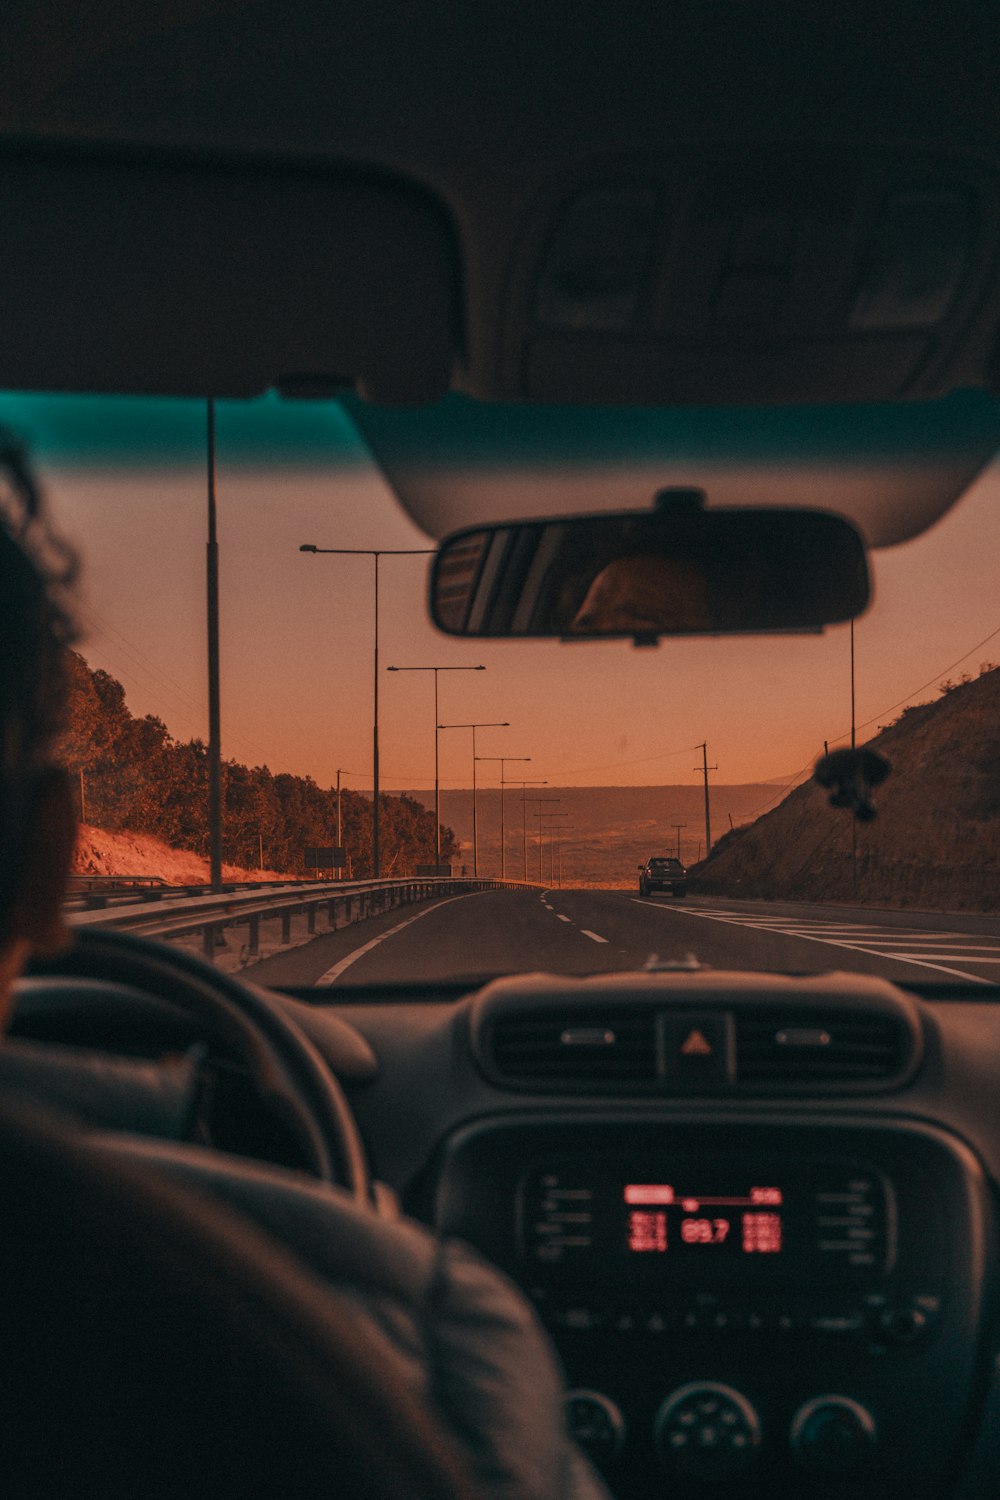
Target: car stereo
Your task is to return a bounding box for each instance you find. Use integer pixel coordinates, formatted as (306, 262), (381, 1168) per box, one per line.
(522, 1154), (892, 1287)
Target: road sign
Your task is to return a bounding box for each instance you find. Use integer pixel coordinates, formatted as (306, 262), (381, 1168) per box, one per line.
(303, 846), (345, 869)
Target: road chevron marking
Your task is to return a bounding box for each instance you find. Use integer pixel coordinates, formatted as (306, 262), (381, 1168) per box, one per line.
(313, 892), (482, 985)
(628, 899), (992, 985)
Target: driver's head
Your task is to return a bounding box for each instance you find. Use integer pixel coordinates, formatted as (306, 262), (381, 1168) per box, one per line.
(0, 430), (78, 1026)
(571, 552), (712, 635)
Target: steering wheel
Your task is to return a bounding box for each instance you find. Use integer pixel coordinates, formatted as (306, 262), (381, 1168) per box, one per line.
(24, 925), (371, 1201)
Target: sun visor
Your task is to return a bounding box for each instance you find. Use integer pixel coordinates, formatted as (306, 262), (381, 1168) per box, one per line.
(0, 146), (460, 405)
(345, 392), (1000, 548)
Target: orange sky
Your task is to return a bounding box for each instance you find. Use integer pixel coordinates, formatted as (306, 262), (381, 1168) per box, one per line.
(17, 405), (1000, 797)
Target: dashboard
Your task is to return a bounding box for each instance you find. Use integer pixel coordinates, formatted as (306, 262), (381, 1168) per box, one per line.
(12, 961), (1000, 1499)
(325, 971), (1000, 1500)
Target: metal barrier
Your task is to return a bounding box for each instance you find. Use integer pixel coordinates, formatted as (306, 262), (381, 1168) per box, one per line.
(67, 877), (531, 957)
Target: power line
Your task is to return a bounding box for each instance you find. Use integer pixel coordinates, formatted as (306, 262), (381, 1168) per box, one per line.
(535, 741), (703, 778)
(736, 620), (1000, 827)
(853, 621), (1000, 732)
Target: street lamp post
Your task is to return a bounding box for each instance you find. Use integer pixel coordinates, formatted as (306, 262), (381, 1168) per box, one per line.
(335, 768), (357, 879)
(386, 664), (485, 870)
(534, 810), (569, 886)
(526, 796), (563, 882)
(555, 826), (574, 887)
(299, 544), (433, 878)
(437, 721), (509, 876)
(503, 779), (548, 880)
(475, 755), (530, 879)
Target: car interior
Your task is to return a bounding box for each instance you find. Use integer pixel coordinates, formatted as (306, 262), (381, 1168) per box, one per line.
(5, 5), (1000, 1498)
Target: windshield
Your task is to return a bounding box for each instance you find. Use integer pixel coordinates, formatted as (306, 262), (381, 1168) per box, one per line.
(10, 389), (1000, 992)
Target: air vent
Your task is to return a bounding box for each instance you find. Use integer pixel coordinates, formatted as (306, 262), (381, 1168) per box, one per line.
(489, 1007), (657, 1086)
(736, 1011), (909, 1087)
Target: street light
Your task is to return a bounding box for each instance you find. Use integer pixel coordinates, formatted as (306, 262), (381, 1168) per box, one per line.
(503, 778), (548, 881)
(554, 825), (575, 887)
(386, 664), (485, 870)
(526, 796), (563, 882)
(299, 544), (433, 877)
(475, 755), (530, 879)
(534, 809), (569, 886)
(437, 722), (509, 876)
(335, 768), (358, 878)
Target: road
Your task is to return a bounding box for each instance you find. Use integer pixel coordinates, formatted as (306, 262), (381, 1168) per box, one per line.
(242, 888), (1000, 989)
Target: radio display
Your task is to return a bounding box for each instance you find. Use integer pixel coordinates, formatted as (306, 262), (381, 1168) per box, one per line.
(522, 1156), (890, 1284)
(624, 1181), (784, 1257)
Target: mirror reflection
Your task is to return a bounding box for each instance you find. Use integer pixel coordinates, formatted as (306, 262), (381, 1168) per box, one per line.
(431, 493), (871, 641)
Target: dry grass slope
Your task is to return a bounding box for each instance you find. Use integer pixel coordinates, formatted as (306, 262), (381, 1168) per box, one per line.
(690, 666), (1000, 913)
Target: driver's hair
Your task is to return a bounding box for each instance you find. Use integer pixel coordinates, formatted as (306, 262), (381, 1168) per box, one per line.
(0, 429), (78, 775)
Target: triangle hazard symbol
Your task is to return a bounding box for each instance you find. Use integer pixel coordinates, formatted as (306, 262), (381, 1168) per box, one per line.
(680, 1028), (713, 1057)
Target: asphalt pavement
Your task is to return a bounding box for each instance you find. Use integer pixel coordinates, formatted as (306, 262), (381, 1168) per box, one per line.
(241, 888), (1000, 989)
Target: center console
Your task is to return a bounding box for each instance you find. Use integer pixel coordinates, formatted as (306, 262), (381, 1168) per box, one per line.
(432, 1114), (994, 1497)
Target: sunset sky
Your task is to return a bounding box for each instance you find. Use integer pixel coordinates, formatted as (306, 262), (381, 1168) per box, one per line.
(3, 390), (1000, 803)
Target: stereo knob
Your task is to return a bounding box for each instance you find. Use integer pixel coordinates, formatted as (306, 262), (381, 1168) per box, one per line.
(654, 1381), (761, 1481)
(790, 1396), (876, 1476)
(564, 1389), (625, 1466)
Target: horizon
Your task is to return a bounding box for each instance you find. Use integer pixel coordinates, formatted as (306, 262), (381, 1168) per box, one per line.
(6, 390), (1000, 797)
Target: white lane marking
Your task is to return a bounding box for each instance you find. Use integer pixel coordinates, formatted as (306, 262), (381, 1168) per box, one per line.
(581, 929), (609, 944)
(557, 913), (573, 923)
(827, 936), (1000, 946)
(313, 893), (481, 985)
(630, 899), (993, 985)
(886, 952), (1000, 963)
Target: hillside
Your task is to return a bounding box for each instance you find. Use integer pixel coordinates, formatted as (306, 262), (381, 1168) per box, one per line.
(59, 652), (455, 877)
(400, 783), (780, 883)
(691, 665), (1000, 912)
(72, 824), (290, 885)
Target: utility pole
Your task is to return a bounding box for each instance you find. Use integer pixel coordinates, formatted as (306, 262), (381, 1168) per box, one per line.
(299, 544), (433, 878)
(386, 665), (485, 869)
(672, 822), (687, 859)
(437, 721), (509, 876)
(527, 797), (562, 882)
(696, 742), (717, 858)
(504, 779), (548, 881)
(206, 399), (223, 891)
(476, 755), (530, 878)
(335, 768), (356, 880)
(535, 810), (568, 885)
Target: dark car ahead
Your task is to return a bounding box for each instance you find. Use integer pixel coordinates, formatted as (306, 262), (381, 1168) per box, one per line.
(638, 856), (687, 897)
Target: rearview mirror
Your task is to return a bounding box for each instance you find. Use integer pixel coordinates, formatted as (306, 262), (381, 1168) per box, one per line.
(430, 494), (870, 641)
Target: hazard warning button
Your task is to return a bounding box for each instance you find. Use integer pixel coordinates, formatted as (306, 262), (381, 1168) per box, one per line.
(661, 1013), (733, 1090)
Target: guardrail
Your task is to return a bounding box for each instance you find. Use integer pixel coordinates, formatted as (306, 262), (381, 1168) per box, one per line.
(67, 877), (529, 959)
(65, 874), (335, 911)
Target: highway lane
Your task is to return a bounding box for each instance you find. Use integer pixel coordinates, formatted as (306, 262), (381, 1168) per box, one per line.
(242, 888), (1000, 989)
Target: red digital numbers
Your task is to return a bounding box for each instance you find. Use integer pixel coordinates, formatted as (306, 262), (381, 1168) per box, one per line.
(741, 1212), (783, 1254)
(680, 1217), (730, 1244)
(628, 1210), (668, 1252)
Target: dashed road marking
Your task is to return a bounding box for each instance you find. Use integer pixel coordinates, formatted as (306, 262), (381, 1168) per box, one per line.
(581, 929), (609, 944)
(557, 914), (572, 923)
(314, 893), (481, 985)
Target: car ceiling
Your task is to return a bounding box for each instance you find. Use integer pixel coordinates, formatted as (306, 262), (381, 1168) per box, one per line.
(5, 3), (1000, 547)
